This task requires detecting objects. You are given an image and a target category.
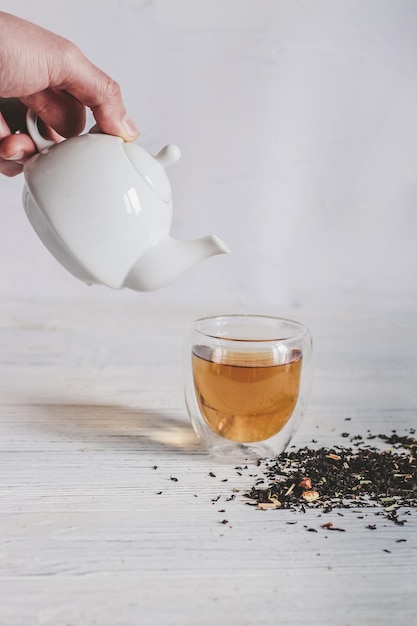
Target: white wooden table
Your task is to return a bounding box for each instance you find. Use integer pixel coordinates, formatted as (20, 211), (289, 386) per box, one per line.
(1, 297), (416, 626)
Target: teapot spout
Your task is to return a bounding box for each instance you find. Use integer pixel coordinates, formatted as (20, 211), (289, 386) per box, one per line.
(124, 235), (230, 291)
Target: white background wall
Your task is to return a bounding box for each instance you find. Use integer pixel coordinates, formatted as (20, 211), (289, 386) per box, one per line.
(1, 0), (417, 313)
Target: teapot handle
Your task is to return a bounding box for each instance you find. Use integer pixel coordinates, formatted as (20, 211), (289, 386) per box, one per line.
(26, 109), (57, 152)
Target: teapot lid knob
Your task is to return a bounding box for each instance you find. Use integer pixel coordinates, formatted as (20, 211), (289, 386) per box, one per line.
(123, 142), (181, 203)
(155, 144), (181, 168)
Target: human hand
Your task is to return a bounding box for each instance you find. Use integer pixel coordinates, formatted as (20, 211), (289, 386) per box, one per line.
(0, 11), (139, 176)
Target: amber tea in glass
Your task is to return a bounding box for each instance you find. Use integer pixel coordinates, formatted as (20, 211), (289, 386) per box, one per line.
(184, 315), (313, 462)
(192, 346), (302, 443)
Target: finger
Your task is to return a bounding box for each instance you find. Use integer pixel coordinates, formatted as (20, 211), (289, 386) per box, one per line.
(0, 159), (23, 177)
(0, 110), (30, 176)
(20, 88), (86, 138)
(54, 52), (139, 140)
(0, 133), (36, 161)
(72, 77), (139, 141)
(0, 131), (37, 177)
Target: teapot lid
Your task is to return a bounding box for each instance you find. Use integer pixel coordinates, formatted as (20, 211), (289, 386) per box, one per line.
(123, 143), (180, 203)
(25, 108), (181, 204)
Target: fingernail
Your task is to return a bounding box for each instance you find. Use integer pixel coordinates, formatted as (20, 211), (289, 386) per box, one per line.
(5, 150), (25, 161)
(122, 115), (139, 140)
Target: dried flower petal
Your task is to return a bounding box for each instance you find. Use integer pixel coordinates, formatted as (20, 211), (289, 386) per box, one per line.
(302, 490), (320, 502)
(321, 522), (333, 529)
(299, 477), (312, 489)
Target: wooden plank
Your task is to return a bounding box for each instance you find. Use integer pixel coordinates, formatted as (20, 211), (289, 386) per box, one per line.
(0, 299), (416, 625)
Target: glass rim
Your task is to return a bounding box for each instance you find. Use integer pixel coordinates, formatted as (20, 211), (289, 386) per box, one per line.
(191, 314), (310, 342)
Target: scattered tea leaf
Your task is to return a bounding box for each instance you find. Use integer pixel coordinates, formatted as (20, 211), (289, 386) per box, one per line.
(242, 431), (416, 527)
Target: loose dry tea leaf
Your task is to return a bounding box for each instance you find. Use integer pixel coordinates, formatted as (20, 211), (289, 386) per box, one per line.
(243, 431), (417, 527)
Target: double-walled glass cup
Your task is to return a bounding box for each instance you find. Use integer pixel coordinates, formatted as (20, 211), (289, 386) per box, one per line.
(184, 315), (313, 462)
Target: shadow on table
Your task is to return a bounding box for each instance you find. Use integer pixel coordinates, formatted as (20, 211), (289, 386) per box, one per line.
(28, 400), (202, 456)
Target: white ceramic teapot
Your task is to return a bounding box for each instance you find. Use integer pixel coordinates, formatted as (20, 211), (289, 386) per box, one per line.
(22, 110), (229, 291)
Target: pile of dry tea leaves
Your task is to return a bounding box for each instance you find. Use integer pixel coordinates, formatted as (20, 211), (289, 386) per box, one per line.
(244, 430), (416, 526)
